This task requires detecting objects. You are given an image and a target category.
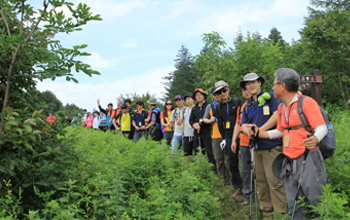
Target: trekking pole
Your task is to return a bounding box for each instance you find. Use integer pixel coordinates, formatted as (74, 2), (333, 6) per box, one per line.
(291, 148), (309, 220)
(249, 146), (254, 219)
(249, 126), (258, 220)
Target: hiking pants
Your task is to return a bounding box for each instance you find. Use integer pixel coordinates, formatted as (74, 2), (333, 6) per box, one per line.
(133, 130), (147, 143)
(226, 138), (242, 189)
(183, 136), (197, 156)
(255, 145), (287, 215)
(240, 145), (251, 201)
(285, 146), (327, 220)
(171, 135), (182, 154)
(193, 133), (217, 172)
(163, 131), (173, 146)
(212, 138), (229, 179)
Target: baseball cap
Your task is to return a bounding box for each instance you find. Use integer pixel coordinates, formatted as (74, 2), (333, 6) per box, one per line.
(174, 95), (184, 101)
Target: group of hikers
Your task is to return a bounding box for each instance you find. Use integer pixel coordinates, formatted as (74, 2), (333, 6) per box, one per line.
(52, 68), (329, 220)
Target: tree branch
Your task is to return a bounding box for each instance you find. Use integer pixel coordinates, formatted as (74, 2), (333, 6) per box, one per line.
(0, 7), (11, 36)
(19, 1), (24, 34)
(2, 2), (49, 113)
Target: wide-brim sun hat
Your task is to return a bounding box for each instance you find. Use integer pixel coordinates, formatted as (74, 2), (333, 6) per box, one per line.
(214, 80), (229, 93)
(239, 73), (265, 89)
(147, 97), (158, 105)
(272, 152), (290, 180)
(193, 88), (207, 99)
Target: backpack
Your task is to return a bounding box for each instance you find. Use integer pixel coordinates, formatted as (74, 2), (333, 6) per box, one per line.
(280, 95), (336, 159)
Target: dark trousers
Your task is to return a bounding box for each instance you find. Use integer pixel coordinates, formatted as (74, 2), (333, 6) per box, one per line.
(193, 133), (217, 172)
(150, 127), (163, 142)
(183, 136), (197, 156)
(122, 131), (132, 139)
(226, 137), (242, 189)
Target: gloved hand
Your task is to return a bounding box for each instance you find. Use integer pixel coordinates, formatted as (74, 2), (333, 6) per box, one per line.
(220, 140), (226, 150)
(258, 92), (271, 107)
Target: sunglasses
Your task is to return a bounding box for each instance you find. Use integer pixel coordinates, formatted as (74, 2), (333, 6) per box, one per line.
(166, 103), (173, 105)
(214, 87), (228, 95)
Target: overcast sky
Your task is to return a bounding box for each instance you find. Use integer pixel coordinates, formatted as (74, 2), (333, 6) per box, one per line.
(36, 0), (311, 111)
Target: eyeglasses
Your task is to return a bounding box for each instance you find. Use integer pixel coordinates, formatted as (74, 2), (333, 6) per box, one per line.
(214, 87), (228, 95)
(166, 103), (173, 105)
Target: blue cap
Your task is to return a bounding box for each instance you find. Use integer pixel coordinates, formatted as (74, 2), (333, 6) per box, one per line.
(174, 95), (184, 101)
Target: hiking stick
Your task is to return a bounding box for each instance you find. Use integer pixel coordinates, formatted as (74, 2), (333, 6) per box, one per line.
(291, 148), (309, 220)
(249, 126), (258, 220)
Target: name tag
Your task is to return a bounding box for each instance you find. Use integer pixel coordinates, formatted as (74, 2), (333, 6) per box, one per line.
(226, 121), (230, 129)
(284, 135), (290, 147)
(139, 122), (142, 126)
(263, 106), (270, 116)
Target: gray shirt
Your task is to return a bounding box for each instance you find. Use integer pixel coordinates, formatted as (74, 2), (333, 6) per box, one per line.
(170, 107), (186, 136)
(182, 107), (194, 137)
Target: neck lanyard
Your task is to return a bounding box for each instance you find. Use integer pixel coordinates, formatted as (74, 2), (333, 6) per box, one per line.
(197, 104), (205, 118)
(225, 101), (230, 121)
(284, 103), (295, 133)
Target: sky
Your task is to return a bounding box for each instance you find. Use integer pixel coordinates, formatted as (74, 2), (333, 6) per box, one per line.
(35, 0), (311, 111)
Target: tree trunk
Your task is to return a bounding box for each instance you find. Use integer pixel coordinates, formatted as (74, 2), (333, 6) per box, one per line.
(335, 59), (348, 110)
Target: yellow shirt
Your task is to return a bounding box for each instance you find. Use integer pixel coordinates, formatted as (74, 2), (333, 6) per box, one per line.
(210, 108), (222, 139)
(121, 113), (131, 132)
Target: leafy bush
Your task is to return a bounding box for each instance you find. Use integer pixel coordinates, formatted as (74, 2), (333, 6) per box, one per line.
(2, 127), (234, 219)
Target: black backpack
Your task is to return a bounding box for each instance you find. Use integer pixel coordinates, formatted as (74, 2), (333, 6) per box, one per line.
(280, 95), (336, 159)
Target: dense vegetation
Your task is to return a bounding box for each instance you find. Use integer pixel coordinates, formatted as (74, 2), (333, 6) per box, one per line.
(1, 114), (349, 219)
(1, 0), (350, 219)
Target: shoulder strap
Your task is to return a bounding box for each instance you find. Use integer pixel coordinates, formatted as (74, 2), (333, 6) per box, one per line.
(280, 95), (309, 131)
(297, 95), (311, 132)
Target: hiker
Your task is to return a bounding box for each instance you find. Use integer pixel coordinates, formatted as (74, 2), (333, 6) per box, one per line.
(252, 68), (328, 219)
(203, 86), (229, 181)
(145, 97), (163, 141)
(132, 100), (149, 142)
(114, 102), (123, 130)
(64, 114), (71, 124)
(71, 113), (81, 127)
(189, 88), (217, 172)
(81, 109), (87, 127)
(160, 99), (174, 146)
(124, 99), (133, 112)
(240, 73), (287, 219)
(84, 112), (94, 128)
(231, 87), (252, 205)
(170, 95), (186, 154)
(182, 94), (196, 157)
(114, 104), (133, 139)
(99, 112), (108, 131)
(46, 112), (56, 126)
(93, 111), (100, 130)
(97, 99), (116, 131)
(212, 80), (243, 197)
(124, 99), (135, 139)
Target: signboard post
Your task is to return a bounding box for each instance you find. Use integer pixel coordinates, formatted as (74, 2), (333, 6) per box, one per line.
(299, 70), (323, 106)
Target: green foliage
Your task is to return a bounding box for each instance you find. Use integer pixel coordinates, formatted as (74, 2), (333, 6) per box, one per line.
(0, 127), (238, 219)
(311, 184), (350, 219)
(0, 0), (101, 218)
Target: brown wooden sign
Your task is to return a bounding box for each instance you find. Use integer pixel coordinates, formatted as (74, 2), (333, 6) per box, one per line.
(299, 70), (323, 106)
